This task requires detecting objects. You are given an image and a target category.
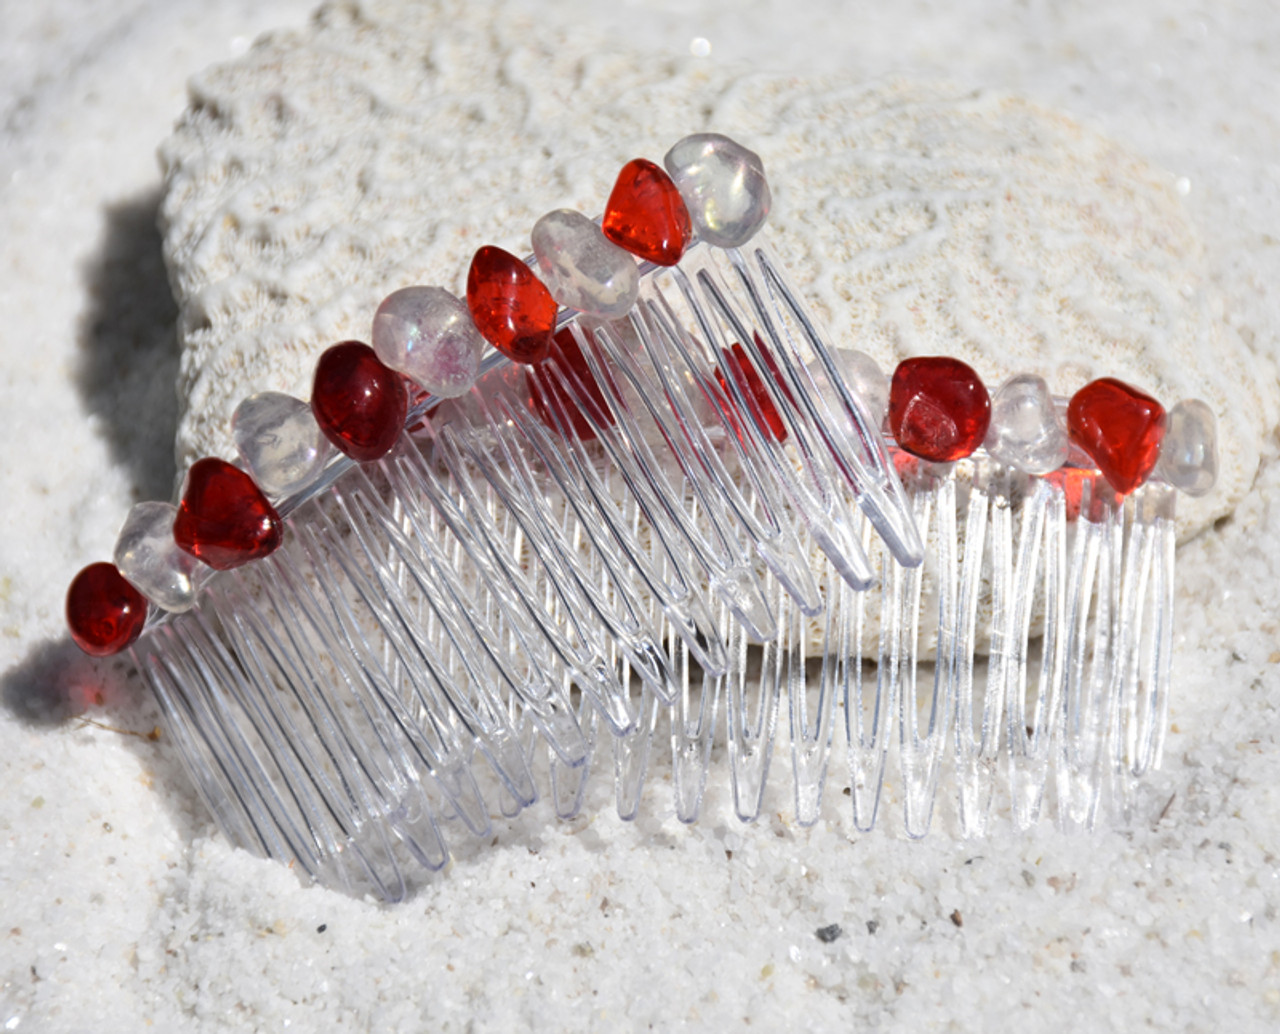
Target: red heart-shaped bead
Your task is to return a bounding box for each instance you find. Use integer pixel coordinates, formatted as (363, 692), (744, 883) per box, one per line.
(174, 458), (283, 570)
(602, 158), (692, 266)
(66, 562), (148, 656)
(888, 356), (991, 462)
(311, 341), (407, 462)
(466, 245), (558, 364)
(1067, 377), (1166, 494)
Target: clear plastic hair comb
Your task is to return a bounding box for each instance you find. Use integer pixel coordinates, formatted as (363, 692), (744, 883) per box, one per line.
(65, 135), (1216, 901)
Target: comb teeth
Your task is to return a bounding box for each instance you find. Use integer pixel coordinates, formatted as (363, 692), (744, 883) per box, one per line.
(132, 240), (1177, 901)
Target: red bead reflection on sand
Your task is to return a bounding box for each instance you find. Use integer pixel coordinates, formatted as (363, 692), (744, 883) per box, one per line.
(66, 562), (148, 656)
(174, 458), (283, 570)
(1066, 378), (1166, 495)
(602, 158), (692, 266)
(888, 356), (991, 462)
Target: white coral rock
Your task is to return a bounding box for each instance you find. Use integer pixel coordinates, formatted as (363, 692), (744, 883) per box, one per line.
(160, 0), (1277, 542)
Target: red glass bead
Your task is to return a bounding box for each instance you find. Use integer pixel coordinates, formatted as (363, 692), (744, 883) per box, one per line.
(174, 457), (283, 570)
(715, 339), (791, 445)
(66, 562), (148, 657)
(466, 246), (558, 364)
(1067, 377), (1166, 495)
(528, 327), (616, 441)
(311, 341), (407, 462)
(602, 158), (692, 266)
(888, 356), (991, 462)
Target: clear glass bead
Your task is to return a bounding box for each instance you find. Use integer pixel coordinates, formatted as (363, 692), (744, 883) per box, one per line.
(663, 133), (771, 249)
(232, 391), (333, 497)
(113, 501), (199, 613)
(1155, 397), (1217, 496)
(985, 373), (1069, 474)
(806, 346), (889, 444)
(372, 286), (484, 399)
(531, 209), (639, 319)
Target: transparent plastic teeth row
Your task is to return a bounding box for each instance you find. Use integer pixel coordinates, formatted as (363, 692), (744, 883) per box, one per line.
(135, 438), (1177, 901)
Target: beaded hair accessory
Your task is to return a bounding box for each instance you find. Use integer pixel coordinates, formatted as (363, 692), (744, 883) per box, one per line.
(63, 135), (1215, 901)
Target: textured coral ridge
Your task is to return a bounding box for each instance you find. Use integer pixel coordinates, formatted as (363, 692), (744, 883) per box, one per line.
(159, 0), (1276, 541)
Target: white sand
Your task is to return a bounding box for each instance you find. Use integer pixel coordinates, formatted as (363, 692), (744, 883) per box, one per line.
(2, 1), (1278, 1031)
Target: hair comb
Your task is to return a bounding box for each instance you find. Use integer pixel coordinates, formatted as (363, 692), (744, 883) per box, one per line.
(63, 133), (1216, 902)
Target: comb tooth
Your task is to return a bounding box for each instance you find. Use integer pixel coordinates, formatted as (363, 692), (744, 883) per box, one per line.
(1057, 477), (1120, 832)
(838, 522), (893, 834)
(660, 580), (726, 679)
(382, 788), (451, 875)
(800, 504), (875, 595)
(895, 476), (955, 839)
(549, 758), (590, 820)
(785, 549), (837, 827)
(640, 487), (721, 824)
(725, 578), (784, 823)
(952, 461), (1000, 838)
(611, 679), (660, 822)
(1109, 495), (1147, 827)
(1006, 476), (1067, 829)
(593, 558), (655, 820)
(1110, 482), (1177, 821)
(669, 609), (721, 824)
(549, 684), (597, 821)
(1135, 486), (1176, 776)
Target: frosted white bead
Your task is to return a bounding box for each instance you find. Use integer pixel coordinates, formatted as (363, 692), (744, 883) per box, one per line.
(372, 286), (484, 399)
(1156, 398), (1217, 496)
(663, 133), (771, 248)
(834, 347), (888, 427)
(531, 209), (639, 319)
(232, 391), (333, 497)
(985, 374), (1069, 474)
(806, 347), (890, 447)
(113, 502), (200, 613)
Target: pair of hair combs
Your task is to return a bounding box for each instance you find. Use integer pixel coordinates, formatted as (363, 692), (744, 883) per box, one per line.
(64, 134), (1217, 902)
